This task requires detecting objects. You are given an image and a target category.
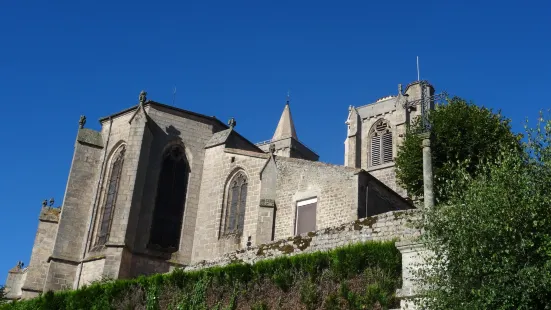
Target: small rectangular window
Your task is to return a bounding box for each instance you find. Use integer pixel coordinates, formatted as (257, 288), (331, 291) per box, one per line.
(295, 198), (317, 235)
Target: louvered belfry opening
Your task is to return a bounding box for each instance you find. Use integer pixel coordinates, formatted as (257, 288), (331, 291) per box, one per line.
(369, 120), (393, 167)
(96, 145), (125, 246)
(224, 171), (248, 235)
(149, 145), (189, 252)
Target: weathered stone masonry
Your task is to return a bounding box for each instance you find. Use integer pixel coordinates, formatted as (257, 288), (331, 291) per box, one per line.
(5, 82), (434, 301)
(186, 209), (420, 271)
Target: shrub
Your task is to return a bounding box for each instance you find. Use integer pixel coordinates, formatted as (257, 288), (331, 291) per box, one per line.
(0, 241), (401, 310)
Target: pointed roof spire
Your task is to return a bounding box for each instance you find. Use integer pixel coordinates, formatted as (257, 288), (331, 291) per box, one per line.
(272, 93), (298, 141)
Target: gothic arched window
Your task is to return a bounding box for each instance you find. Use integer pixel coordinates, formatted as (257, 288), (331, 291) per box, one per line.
(96, 145), (125, 246)
(223, 171), (248, 235)
(369, 119), (393, 166)
(149, 145), (189, 252)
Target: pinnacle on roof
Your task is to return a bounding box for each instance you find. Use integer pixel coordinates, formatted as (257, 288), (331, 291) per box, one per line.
(272, 97), (298, 141)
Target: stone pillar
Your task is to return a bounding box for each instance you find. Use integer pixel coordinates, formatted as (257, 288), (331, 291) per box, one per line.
(4, 263), (27, 300)
(21, 207), (60, 298)
(395, 240), (429, 310)
(421, 133), (434, 209)
(257, 156), (277, 244)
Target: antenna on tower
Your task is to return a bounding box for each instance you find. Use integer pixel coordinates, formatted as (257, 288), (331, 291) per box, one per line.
(416, 56), (420, 81)
(286, 90), (290, 104)
(172, 86), (176, 105)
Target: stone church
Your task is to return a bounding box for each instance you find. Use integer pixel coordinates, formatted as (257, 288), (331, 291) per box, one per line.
(4, 80), (434, 300)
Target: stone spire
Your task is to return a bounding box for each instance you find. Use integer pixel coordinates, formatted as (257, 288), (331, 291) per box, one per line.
(272, 97), (298, 141)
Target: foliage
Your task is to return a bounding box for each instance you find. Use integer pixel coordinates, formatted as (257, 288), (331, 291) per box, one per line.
(0, 285), (6, 305)
(0, 241), (401, 310)
(395, 96), (520, 203)
(416, 112), (551, 309)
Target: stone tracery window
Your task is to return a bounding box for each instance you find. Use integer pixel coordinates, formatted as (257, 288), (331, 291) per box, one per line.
(149, 144), (189, 252)
(369, 119), (393, 166)
(223, 171), (248, 235)
(96, 145), (125, 246)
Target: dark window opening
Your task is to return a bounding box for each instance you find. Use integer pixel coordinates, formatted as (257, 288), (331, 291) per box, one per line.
(96, 146), (125, 246)
(149, 145), (189, 252)
(358, 185), (368, 219)
(295, 198), (317, 235)
(224, 172), (247, 235)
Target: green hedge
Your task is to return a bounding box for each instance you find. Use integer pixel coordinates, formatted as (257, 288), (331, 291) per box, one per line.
(1, 241), (402, 310)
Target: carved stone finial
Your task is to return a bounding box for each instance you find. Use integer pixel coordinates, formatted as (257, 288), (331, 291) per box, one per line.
(228, 117), (236, 129)
(79, 115), (86, 129)
(269, 143), (276, 154)
(398, 83), (403, 95)
(17, 261), (24, 269)
(139, 90), (147, 104)
(49, 198), (54, 207)
(42, 199), (47, 208)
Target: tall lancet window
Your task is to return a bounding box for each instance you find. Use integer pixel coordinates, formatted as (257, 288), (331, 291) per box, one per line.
(369, 119), (393, 166)
(149, 145), (189, 252)
(96, 145), (125, 246)
(224, 171), (248, 235)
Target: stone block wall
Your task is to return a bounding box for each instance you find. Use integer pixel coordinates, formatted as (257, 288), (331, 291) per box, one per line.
(43, 129), (104, 292)
(273, 157), (360, 239)
(345, 82), (433, 196)
(192, 146), (268, 263)
(5, 267), (26, 300)
(44, 260), (78, 292)
(94, 111), (144, 249)
(128, 253), (174, 278)
(78, 259), (105, 287)
(50, 138), (102, 264)
(359, 109), (406, 195)
(131, 105), (224, 265)
(21, 207), (60, 295)
(367, 164), (406, 197)
(186, 209), (420, 271)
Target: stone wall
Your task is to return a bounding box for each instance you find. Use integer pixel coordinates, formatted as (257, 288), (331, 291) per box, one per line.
(345, 82), (433, 196)
(21, 207), (60, 295)
(186, 209), (420, 271)
(192, 146), (411, 264)
(94, 110), (149, 252)
(359, 106), (407, 195)
(78, 258), (105, 287)
(367, 163), (406, 197)
(50, 136), (102, 264)
(273, 157), (361, 239)
(44, 259), (78, 292)
(44, 130), (104, 292)
(192, 146), (268, 263)
(5, 267), (26, 300)
(131, 105), (224, 265)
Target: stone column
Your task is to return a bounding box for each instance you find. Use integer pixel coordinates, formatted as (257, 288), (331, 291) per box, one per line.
(420, 132), (434, 209)
(395, 240), (429, 310)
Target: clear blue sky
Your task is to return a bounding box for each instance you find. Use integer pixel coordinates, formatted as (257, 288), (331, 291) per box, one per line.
(1, 0), (550, 283)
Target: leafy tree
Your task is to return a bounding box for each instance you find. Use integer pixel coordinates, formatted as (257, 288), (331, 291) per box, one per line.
(416, 112), (551, 309)
(0, 285), (6, 304)
(395, 96), (520, 203)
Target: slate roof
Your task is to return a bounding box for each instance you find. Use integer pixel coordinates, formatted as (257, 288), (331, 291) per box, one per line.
(205, 129), (233, 148)
(224, 148), (270, 159)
